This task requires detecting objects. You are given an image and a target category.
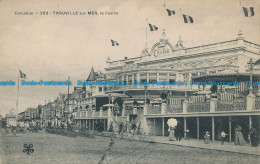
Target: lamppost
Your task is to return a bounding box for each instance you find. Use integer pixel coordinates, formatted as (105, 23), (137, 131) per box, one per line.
(247, 58), (254, 94)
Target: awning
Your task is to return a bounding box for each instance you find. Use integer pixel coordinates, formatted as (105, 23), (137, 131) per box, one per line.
(192, 70), (260, 82)
(92, 93), (129, 98)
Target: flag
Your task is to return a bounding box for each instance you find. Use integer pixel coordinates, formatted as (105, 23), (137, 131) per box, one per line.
(166, 9), (175, 16)
(19, 70), (26, 79)
(242, 7), (254, 17)
(148, 23), (158, 31)
(182, 14), (193, 23)
(111, 40), (119, 46)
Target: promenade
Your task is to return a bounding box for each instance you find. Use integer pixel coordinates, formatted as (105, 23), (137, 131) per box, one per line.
(153, 136), (260, 156)
(0, 131), (259, 164)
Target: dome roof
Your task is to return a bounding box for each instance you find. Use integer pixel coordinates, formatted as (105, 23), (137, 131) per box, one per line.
(255, 59), (260, 65)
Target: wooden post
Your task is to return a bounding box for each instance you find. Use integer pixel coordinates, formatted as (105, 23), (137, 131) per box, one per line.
(212, 117), (215, 141)
(154, 118), (156, 136)
(249, 115), (252, 128)
(229, 116), (232, 142)
(162, 118), (165, 137)
(197, 117), (200, 139)
(184, 117), (187, 139)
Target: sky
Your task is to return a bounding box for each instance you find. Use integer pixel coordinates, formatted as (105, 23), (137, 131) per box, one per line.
(0, 0), (259, 116)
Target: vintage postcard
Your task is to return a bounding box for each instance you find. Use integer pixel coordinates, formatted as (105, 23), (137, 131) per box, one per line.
(0, 0), (259, 163)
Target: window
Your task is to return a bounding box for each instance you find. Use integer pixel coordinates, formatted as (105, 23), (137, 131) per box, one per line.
(149, 73), (157, 83)
(128, 75), (132, 85)
(191, 73), (198, 77)
(169, 73), (176, 83)
(124, 75), (127, 83)
(209, 71), (216, 75)
(200, 72), (207, 76)
(99, 87), (102, 92)
(159, 73), (167, 82)
(140, 73), (147, 82)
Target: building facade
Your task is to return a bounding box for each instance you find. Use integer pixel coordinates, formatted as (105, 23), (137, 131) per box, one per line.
(75, 30), (260, 142)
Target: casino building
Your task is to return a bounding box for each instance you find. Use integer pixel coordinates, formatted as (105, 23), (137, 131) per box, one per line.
(74, 30), (260, 142)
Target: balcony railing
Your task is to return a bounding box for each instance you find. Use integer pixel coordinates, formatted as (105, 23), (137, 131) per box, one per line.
(166, 104), (183, 113)
(187, 102), (210, 112)
(255, 97), (260, 110)
(106, 84), (187, 91)
(216, 98), (246, 111)
(75, 110), (109, 119)
(147, 105), (161, 114)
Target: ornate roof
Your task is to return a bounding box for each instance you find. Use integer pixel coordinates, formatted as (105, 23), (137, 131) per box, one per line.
(87, 67), (97, 81)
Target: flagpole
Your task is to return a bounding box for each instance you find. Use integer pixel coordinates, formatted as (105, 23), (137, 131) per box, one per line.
(145, 18), (148, 49)
(16, 72), (20, 123)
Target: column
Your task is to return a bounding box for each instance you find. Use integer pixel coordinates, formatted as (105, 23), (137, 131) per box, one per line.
(212, 117), (215, 141)
(183, 99), (188, 114)
(249, 115), (252, 129)
(162, 118), (165, 137)
(229, 116), (232, 142)
(104, 119), (106, 131)
(147, 73), (149, 82)
(132, 74), (135, 85)
(246, 93), (255, 111)
(143, 103), (147, 115)
(153, 118), (155, 136)
(197, 117), (200, 139)
(137, 73), (140, 82)
(184, 117), (187, 139)
(210, 98), (216, 113)
(161, 103), (165, 114)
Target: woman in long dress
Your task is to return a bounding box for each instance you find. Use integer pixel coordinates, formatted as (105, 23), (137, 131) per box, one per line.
(249, 126), (259, 147)
(234, 125), (246, 146)
(169, 126), (175, 141)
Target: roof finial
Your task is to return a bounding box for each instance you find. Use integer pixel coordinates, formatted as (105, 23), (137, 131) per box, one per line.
(162, 28), (166, 38)
(237, 30), (244, 40)
(175, 35), (184, 49)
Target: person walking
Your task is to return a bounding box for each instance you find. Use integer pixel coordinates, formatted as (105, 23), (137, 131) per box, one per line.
(234, 125), (246, 146)
(176, 120), (183, 141)
(186, 129), (190, 140)
(221, 131), (227, 145)
(204, 131), (210, 144)
(249, 125), (258, 147)
(131, 122), (137, 135)
(119, 122), (124, 134)
(168, 126), (175, 141)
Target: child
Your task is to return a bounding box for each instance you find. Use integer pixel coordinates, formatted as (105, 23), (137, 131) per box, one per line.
(204, 131), (210, 144)
(221, 131), (227, 145)
(186, 129), (190, 140)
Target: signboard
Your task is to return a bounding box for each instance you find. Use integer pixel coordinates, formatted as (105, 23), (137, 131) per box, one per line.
(150, 39), (174, 57)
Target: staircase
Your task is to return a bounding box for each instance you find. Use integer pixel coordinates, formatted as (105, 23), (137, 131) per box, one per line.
(132, 108), (150, 135)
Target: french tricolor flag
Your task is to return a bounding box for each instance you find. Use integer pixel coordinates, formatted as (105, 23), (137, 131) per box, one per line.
(111, 40), (119, 46)
(148, 23), (158, 31)
(182, 14), (193, 23)
(242, 7), (254, 17)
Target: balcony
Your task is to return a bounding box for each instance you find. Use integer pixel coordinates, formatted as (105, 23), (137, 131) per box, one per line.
(255, 96), (260, 110)
(74, 110), (109, 119)
(187, 102), (210, 113)
(147, 105), (161, 114)
(145, 95), (259, 116)
(106, 84), (188, 91)
(165, 104), (183, 113)
(216, 98), (247, 111)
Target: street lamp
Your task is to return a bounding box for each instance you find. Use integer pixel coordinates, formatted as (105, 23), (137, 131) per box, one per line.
(247, 58), (254, 94)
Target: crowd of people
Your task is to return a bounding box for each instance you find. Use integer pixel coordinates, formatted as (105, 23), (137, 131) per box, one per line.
(168, 121), (258, 147)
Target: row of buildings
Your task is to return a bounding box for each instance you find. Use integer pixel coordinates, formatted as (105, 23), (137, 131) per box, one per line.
(13, 30), (260, 142)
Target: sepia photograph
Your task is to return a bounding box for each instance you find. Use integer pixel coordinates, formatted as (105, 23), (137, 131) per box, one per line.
(0, 0), (259, 163)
